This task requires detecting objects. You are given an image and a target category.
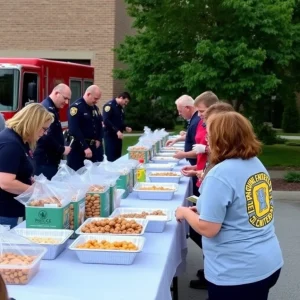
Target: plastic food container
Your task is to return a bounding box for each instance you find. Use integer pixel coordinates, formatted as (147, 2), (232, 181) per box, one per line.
(156, 152), (177, 156)
(0, 245), (47, 285)
(151, 156), (180, 165)
(110, 208), (172, 233)
(160, 146), (183, 152)
(75, 217), (148, 236)
(148, 171), (182, 183)
(13, 228), (74, 260)
(69, 234), (145, 265)
(133, 182), (178, 200)
(145, 163), (176, 171)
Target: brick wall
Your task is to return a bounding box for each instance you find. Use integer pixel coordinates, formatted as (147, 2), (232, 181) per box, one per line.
(0, 0), (133, 108)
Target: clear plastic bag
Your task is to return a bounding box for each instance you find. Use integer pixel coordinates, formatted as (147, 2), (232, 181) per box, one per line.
(15, 174), (72, 208)
(0, 225), (47, 285)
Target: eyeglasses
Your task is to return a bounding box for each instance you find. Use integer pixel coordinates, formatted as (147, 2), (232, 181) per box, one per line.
(42, 127), (49, 133)
(58, 92), (70, 101)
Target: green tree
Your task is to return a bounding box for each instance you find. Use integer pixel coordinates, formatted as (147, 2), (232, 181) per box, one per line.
(114, 0), (300, 127)
(281, 97), (300, 133)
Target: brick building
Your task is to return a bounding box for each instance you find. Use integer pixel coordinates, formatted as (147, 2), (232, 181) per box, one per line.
(0, 0), (133, 107)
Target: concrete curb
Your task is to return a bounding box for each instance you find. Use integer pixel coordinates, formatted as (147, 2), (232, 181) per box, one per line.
(273, 191), (300, 201)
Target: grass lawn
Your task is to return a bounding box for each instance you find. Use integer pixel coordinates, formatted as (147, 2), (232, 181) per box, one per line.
(122, 136), (140, 155)
(276, 129), (300, 136)
(259, 144), (300, 168)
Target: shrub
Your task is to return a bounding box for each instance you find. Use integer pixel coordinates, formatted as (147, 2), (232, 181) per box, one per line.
(281, 99), (300, 133)
(284, 171), (300, 183)
(255, 124), (278, 145)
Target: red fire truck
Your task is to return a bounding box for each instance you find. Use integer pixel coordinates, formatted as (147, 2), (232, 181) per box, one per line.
(0, 58), (94, 129)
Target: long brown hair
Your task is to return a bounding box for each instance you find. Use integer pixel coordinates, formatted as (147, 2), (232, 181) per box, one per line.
(0, 274), (8, 300)
(207, 111), (262, 165)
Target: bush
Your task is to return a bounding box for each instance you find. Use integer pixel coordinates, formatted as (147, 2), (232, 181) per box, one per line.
(281, 99), (300, 133)
(286, 142), (300, 147)
(255, 124), (278, 145)
(284, 171), (300, 183)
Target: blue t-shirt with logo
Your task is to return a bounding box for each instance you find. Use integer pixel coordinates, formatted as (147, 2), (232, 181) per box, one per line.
(197, 157), (283, 286)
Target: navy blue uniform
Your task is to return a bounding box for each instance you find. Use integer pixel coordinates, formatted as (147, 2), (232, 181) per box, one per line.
(33, 97), (65, 179)
(67, 98), (103, 171)
(0, 128), (33, 226)
(185, 111), (201, 166)
(103, 99), (126, 161)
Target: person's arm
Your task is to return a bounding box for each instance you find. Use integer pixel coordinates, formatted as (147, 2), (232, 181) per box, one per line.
(97, 110), (104, 140)
(103, 104), (119, 132)
(38, 120), (65, 154)
(0, 173), (30, 194)
(176, 175), (233, 237)
(68, 107), (89, 150)
(0, 145), (31, 194)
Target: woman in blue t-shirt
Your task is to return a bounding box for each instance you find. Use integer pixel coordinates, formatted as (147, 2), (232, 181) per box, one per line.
(0, 103), (54, 228)
(176, 111), (283, 300)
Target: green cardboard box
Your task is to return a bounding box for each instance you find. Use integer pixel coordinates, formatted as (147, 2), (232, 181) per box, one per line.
(69, 198), (85, 238)
(109, 183), (118, 214)
(25, 203), (70, 229)
(116, 173), (130, 199)
(85, 186), (110, 219)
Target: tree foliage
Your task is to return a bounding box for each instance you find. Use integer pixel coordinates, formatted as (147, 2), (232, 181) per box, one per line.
(114, 0), (300, 127)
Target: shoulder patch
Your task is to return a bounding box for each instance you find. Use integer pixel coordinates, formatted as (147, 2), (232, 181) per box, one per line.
(104, 106), (111, 112)
(70, 107), (78, 116)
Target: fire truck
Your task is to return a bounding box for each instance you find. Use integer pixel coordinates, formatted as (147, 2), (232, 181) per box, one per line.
(0, 58), (94, 129)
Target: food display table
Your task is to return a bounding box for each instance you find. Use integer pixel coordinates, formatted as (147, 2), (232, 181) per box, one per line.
(7, 157), (193, 300)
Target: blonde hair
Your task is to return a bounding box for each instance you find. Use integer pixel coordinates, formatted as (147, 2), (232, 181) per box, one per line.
(194, 91), (219, 107)
(6, 103), (54, 148)
(207, 112), (261, 165)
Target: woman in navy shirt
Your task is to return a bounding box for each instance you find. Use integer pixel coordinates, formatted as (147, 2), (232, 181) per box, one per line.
(0, 103), (54, 228)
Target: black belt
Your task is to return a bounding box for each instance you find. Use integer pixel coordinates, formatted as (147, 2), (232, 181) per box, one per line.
(85, 139), (97, 146)
(70, 137), (97, 146)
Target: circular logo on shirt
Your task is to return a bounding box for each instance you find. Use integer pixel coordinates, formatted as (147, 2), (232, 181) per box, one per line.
(104, 106), (111, 112)
(70, 107), (78, 116)
(244, 172), (273, 228)
(38, 210), (48, 220)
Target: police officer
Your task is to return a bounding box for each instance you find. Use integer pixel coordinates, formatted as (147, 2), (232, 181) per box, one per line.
(33, 84), (72, 179)
(67, 85), (103, 171)
(103, 92), (132, 161)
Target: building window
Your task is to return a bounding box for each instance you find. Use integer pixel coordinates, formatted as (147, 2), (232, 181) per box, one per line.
(70, 80), (82, 104)
(83, 80), (93, 92)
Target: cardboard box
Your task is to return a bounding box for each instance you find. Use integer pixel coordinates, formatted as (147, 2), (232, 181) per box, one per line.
(25, 203), (70, 229)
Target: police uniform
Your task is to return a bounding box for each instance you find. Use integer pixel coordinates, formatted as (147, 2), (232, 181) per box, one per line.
(33, 97), (65, 180)
(103, 98), (126, 161)
(67, 97), (103, 171)
(0, 128), (33, 228)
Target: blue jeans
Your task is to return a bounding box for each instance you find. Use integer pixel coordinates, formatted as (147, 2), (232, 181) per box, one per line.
(0, 216), (19, 228)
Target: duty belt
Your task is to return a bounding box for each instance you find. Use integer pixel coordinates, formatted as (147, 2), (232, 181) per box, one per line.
(70, 137), (97, 146)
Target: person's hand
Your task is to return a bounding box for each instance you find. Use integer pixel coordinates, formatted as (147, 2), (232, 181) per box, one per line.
(179, 131), (186, 136)
(196, 170), (204, 179)
(189, 206), (198, 213)
(84, 148), (93, 158)
(117, 131), (123, 139)
(192, 144), (206, 154)
(173, 151), (185, 159)
(64, 146), (71, 155)
(125, 127), (132, 133)
(165, 139), (176, 146)
(95, 140), (101, 148)
(175, 207), (187, 222)
(182, 170), (197, 177)
(181, 165), (194, 176)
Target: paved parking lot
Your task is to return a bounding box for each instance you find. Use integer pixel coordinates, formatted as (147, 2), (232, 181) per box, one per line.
(177, 195), (300, 300)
